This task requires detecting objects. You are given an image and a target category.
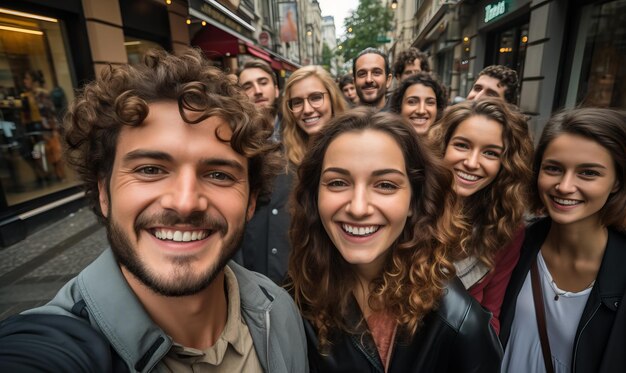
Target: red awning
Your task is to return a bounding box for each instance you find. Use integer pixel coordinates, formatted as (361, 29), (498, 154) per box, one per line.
(245, 43), (272, 63)
(281, 60), (299, 72)
(270, 59), (282, 70)
(192, 24), (239, 57)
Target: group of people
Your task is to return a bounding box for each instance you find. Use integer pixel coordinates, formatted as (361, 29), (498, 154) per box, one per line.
(0, 46), (624, 373)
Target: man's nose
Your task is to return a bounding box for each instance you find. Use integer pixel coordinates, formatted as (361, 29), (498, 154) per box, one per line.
(160, 169), (208, 216)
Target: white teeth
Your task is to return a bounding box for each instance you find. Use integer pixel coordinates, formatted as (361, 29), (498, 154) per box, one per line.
(303, 117), (319, 124)
(457, 170), (480, 181)
(342, 224), (379, 236)
(153, 229), (208, 242)
(553, 197), (581, 206)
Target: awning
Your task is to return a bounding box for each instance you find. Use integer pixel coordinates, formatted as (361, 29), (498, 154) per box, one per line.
(281, 61), (298, 72)
(246, 43), (284, 71)
(192, 24), (239, 56)
(245, 42), (272, 63)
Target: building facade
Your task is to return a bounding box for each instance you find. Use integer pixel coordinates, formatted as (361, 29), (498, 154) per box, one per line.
(412, 0), (625, 138)
(0, 0), (317, 247)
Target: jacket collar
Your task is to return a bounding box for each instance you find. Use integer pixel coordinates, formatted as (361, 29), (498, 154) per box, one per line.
(77, 249), (171, 372)
(79, 252), (279, 372)
(343, 296), (385, 373)
(579, 228), (626, 324)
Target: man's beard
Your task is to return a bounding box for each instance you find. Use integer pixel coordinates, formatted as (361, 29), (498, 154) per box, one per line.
(356, 83), (385, 107)
(105, 209), (245, 297)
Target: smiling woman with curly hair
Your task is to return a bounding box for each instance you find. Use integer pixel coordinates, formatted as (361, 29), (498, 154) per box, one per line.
(429, 98), (534, 334)
(287, 108), (502, 372)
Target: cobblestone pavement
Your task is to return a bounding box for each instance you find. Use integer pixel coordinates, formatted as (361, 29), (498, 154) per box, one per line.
(0, 208), (107, 320)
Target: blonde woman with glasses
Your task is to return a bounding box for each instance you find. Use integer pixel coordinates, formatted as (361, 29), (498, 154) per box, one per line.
(281, 66), (348, 167)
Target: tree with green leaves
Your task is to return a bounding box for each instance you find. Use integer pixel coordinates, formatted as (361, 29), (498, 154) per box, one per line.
(321, 43), (333, 72)
(339, 0), (393, 62)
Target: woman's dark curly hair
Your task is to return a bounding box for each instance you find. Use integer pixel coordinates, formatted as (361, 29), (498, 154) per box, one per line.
(287, 107), (465, 352)
(390, 72), (448, 122)
(63, 48), (282, 221)
(429, 99), (534, 267)
(530, 108), (626, 230)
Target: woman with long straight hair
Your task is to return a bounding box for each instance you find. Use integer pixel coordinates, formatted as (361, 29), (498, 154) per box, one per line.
(500, 108), (626, 372)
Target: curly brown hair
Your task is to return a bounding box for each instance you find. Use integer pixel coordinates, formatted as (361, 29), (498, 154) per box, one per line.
(530, 108), (626, 230)
(429, 99), (533, 267)
(477, 65), (519, 104)
(287, 108), (464, 352)
(393, 47), (430, 77)
(63, 48), (282, 221)
(281, 65), (347, 166)
(390, 72), (448, 120)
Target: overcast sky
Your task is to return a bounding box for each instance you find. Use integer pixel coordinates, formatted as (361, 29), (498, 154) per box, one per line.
(315, 0), (360, 38)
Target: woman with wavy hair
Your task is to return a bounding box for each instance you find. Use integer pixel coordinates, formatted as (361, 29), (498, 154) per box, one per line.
(281, 65), (347, 166)
(389, 72), (447, 135)
(500, 108), (626, 373)
(429, 98), (534, 334)
(288, 108), (502, 372)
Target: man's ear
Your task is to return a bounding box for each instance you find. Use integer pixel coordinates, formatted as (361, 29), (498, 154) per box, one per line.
(386, 74), (393, 88)
(246, 191), (258, 221)
(274, 85), (279, 99)
(98, 179), (109, 218)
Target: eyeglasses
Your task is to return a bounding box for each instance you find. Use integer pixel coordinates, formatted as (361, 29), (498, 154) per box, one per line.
(287, 92), (327, 112)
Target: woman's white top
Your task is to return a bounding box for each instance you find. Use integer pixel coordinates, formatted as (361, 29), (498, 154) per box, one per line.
(501, 253), (593, 373)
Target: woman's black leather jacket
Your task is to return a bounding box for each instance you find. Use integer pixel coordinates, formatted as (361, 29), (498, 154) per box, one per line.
(304, 277), (503, 372)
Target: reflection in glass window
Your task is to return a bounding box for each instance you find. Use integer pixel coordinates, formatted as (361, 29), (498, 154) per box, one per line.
(124, 37), (164, 65)
(0, 8), (79, 206)
(567, 0), (626, 108)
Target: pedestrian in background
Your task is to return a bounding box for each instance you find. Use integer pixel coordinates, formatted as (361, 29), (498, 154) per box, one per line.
(353, 48), (393, 111)
(289, 108), (502, 372)
(500, 108), (626, 373)
(390, 72), (447, 135)
(429, 99), (534, 334)
(281, 65), (347, 167)
(237, 59), (281, 141)
(466, 65), (519, 104)
(338, 74), (359, 107)
(393, 47), (430, 82)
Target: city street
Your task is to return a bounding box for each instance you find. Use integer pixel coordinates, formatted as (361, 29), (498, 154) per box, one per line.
(0, 208), (106, 320)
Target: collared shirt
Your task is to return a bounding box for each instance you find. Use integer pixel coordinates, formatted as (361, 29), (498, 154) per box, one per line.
(162, 266), (263, 373)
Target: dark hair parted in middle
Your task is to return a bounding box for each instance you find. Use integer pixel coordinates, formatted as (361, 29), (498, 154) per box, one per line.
(429, 99), (534, 267)
(530, 107), (626, 230)
(288, 107), (465, 351)
(390, 72), (448, 119)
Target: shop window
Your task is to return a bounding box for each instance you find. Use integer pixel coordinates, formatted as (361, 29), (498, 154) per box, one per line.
(0, 8), (78, 206)
(124, 37), (165, 65)
(493, 22), (528, 80)
(565, 0), (626, 109)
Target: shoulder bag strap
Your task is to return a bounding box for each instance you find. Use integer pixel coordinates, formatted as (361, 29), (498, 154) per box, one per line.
(530, 257), (555, 373)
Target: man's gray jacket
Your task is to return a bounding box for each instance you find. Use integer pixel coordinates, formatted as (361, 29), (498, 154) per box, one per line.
(20, 249), (308, 372)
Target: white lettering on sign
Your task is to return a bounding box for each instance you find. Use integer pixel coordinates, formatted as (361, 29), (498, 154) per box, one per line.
(485, 1), (507, 23)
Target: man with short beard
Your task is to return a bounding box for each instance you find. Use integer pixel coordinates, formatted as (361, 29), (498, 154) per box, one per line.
(238, 59), (282, 141)
(0, 49), (308, 373)
(353, 48), (393, 111)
